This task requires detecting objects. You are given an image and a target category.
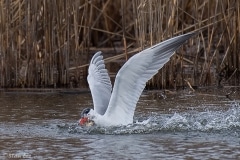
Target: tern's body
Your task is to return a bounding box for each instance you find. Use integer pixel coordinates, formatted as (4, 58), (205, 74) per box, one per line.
(79, 31), (197, 127)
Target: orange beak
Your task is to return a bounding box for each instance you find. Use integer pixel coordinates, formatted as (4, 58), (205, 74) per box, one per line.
(79, 117), (89, 126)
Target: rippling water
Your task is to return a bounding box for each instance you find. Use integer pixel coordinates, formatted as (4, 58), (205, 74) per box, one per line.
(0, 89), (240, 159)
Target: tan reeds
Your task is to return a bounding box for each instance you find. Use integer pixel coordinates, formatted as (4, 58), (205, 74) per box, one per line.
(0, 0), (239, 89)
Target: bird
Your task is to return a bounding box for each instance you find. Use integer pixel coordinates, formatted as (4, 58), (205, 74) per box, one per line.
(79, 31), (197, 127)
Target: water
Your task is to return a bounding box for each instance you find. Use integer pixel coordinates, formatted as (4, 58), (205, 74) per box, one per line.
(0, 89), (240, 159)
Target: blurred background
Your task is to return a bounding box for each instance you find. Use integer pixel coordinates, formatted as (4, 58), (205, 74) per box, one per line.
(0, 0), (239, 89)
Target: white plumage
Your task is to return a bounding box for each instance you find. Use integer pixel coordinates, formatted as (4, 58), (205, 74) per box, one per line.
(82, 31), (197, 127)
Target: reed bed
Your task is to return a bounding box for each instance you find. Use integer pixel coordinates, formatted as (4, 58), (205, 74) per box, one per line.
(0, 0), (239, 89)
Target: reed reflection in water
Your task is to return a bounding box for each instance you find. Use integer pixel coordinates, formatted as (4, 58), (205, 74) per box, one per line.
(0, 90), (239, 159)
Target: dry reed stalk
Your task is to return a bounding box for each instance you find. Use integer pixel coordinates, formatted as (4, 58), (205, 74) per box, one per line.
(68, 47), (140, 70)
(0, 0), (239, 88)
(220, 35), (235, 67)
(121, 0), (127, 60)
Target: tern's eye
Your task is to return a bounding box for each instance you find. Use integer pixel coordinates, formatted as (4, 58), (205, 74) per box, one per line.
(81, 108), (91, 117)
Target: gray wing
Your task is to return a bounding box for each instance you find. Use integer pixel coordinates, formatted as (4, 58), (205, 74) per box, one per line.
(87, 51), (112, 115)
(104, 32), (197, 125)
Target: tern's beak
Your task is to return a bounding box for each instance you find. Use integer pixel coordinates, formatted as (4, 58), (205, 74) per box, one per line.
(79, 117), (89, 126)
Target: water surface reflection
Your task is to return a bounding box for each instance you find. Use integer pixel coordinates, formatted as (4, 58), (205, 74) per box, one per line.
(0, 90), (240, 159)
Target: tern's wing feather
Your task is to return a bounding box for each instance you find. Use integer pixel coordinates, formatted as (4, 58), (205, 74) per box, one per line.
(104, 32), (197, 125)
(87, 51), (112, 115)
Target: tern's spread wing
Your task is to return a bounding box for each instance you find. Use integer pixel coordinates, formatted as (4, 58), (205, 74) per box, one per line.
(87, 51), (112, 115)
(104, 32), (197, 125)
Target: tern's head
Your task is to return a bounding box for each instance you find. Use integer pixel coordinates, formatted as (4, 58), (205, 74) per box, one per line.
(79, 108), (94, 126)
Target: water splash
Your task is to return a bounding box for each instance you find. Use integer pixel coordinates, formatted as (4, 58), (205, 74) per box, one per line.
(58, 102), (240, 135)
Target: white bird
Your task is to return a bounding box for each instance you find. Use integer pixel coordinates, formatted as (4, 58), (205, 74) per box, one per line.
(79, 31), (197, 127)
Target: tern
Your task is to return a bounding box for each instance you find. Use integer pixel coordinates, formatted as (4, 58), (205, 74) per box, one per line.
(79, 31), (197, 127)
